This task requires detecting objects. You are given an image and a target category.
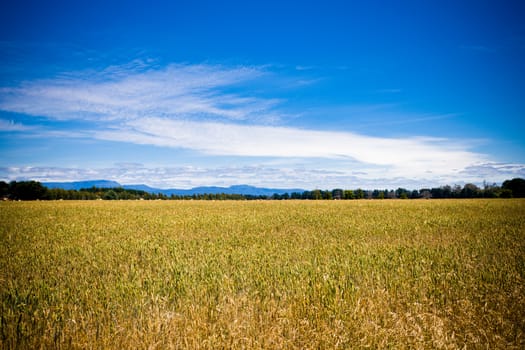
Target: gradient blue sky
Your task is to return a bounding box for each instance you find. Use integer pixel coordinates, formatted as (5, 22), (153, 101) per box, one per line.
(1, 0), (524, 189)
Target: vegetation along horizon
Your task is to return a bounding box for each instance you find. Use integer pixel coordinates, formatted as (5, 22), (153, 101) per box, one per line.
(1, 199), (524, 348)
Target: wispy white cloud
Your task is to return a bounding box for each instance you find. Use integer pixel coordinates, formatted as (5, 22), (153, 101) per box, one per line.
(1, 165), (333, 189)
(0, 62), (277, 123)
(0, 61), (515, 187)
(0, 118), (33, 131)
(295, 65), (314, 71)
(95, 116), (486, 180)
(459, 162), (525, 179)
(300, 104), (458, 128)
(2, 163), (523, 190)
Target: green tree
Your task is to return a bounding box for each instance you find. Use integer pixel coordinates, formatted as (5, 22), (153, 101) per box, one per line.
(103, 190), (118, 200)
(332, 189), (343, 200)
(502, 178), (525, 198)
(9, 181), (48, 200)
(500, 188), (513, 198)
(395, 188), (409, 198)
(343, 190), (354, 199)
(461, 183), (480, 198)
(290, 192), (302, 199)
(0, 181), (9, 198)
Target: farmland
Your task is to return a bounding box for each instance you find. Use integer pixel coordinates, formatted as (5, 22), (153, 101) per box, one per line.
(1, 199), (524, 348)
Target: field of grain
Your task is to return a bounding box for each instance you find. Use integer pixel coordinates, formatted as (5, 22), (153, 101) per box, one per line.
(1, 199), (524, 348)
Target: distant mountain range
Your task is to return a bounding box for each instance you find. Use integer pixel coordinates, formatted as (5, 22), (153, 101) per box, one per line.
(43, 180), (305, 196)
(44, 180), (121, 190)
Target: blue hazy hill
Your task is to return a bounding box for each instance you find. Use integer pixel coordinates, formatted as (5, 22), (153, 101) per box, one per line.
(43, 180), (121, 190)
(43, 180), (304, 196)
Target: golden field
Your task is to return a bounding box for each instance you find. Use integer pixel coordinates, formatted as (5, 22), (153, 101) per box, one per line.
(1, 199), (524, 349)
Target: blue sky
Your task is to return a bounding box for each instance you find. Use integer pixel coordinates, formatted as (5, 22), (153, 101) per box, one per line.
(1, 0), (524, 189)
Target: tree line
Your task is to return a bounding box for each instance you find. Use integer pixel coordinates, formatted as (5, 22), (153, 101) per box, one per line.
(1, 178), (524, 201)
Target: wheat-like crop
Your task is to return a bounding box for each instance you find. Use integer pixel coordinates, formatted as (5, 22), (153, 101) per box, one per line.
(1, 199), (524, 348)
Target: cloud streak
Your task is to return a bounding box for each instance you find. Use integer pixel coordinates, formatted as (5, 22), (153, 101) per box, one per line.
(0, 118), (33, 131)
(2, 163), (523, 190)
(0, 61), (517, 187)
(95, 117), (486, 179)
(0, 62), (276, 123)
